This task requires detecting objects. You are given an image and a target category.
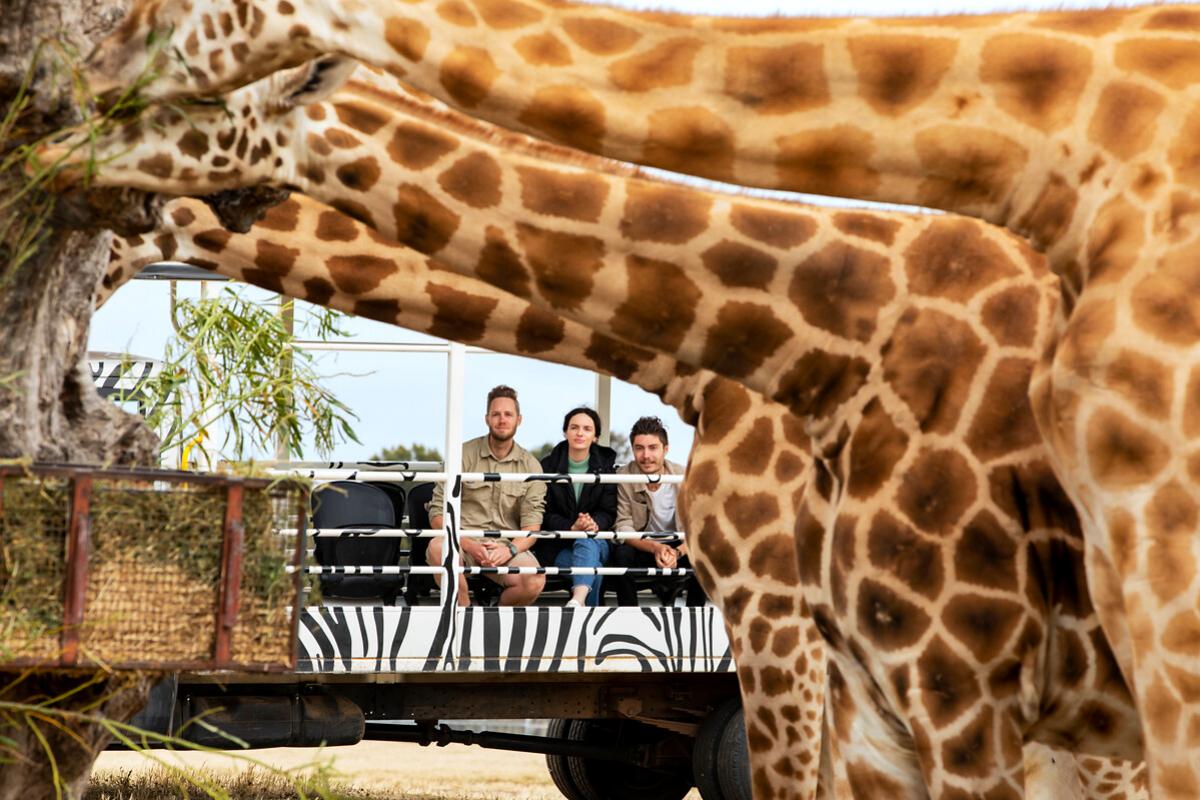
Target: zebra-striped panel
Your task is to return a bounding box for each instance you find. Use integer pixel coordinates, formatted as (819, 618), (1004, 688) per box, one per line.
(296, 606), (733, 674)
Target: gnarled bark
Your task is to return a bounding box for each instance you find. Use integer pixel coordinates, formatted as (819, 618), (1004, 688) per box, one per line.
(2, 1), (158, 796)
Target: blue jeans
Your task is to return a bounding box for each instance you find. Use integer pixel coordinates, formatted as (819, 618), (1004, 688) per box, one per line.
(554, 538), (610, 606)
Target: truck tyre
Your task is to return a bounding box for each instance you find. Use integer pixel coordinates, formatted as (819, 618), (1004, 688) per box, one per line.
(565, 719), (692, 800)
(715, 706), (752, 800)
(546, 719), (589, 800)
(692, 697), (742, 800)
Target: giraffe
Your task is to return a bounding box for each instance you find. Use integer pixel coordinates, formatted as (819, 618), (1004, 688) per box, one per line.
(53, 65), (1154, 797)
(106, 192), (826, 800)
(107, 192), (1145, 800)
(75, 5), (1200, 792)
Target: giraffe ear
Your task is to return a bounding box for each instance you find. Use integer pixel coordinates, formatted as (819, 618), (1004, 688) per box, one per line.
(270, 57), (357, 112)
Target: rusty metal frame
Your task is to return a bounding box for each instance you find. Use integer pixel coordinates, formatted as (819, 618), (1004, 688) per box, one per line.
(0, 464), (305, 672)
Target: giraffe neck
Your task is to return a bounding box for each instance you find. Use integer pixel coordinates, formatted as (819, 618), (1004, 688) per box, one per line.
(86, 0), (1187, 256)
(56, 68), (1053, 430)
(112, 193), (700, 407)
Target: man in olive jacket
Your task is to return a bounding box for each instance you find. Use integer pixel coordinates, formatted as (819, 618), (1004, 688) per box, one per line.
(427, 385), (546, 606)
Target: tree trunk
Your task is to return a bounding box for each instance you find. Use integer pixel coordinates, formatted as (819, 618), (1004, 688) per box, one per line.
(1, 0), (160, 795)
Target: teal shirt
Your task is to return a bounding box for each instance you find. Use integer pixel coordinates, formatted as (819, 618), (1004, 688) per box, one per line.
(568, 457), (589, 502)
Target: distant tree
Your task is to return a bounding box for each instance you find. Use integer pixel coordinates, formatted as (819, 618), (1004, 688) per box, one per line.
(609, 431), (631, 465)
(529, 441), (555, 461)
(370, 442), (442, 463)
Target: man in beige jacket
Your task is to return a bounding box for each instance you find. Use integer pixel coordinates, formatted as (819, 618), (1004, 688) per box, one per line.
(428, 385), (546, 606)
(610, 417), (704, 606)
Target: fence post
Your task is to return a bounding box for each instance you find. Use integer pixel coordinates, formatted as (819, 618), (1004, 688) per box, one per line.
(215, 482), (245, 666)
(61, 473), (93, 666)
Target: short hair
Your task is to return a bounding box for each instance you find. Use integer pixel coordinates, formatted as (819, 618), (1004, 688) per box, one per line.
(629, 416), (668, 446)
(486, 384), (520, 414)
(562, 406), (602, 437)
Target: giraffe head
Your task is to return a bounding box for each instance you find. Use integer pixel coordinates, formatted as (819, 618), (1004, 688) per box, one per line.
(82, 0), (329, 104)
(39, 57), (354, 196)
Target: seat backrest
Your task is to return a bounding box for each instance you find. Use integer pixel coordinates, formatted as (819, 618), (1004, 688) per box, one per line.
(311, 481), (402, 601)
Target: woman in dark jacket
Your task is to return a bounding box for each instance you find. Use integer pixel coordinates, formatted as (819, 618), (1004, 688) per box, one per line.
(537, 407), (618, 607)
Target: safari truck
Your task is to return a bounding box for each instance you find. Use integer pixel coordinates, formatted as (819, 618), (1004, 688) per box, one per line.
(75, 323), (752, 800)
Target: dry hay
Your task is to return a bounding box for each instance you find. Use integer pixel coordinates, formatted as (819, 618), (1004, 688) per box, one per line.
(1, 473), (303, 668)
(82, 556), (216, 663)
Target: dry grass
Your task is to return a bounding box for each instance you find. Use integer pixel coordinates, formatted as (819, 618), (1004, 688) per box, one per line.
(91, 741), (590, 799)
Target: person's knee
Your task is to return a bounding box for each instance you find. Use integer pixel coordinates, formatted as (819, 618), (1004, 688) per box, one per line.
(426, 539), (444, 565)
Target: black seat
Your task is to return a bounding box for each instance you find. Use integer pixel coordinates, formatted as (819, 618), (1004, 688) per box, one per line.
(405, 481), (500, 606)
(311, 481), (404, 604)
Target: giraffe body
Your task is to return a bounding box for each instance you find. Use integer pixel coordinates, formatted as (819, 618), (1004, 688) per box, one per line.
(75, 62), (1154, 789)
(111, 193), (1144, 799)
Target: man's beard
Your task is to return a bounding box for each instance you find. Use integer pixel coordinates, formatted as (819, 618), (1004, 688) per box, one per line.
(489, 429), (515, 443)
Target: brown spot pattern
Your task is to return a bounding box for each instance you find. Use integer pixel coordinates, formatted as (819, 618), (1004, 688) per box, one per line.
(847, 399), (909, 499)
(856, 578), (932, 650)
(700, 302), (793, 380)
(914, 125), (1028, 211)
(327, 254), (396, 294)
(315, 210), (359, 242)
(392, 183), (461, 254)
(776, 126), (880, 198)
(642, 106), (736, 183)
(979, 34), (1092, 132)
(620, 182), (712, 244)
(867, 512), (944, 600)
(609, 37), (703, 92)
(728, 418), (774, 475)
(905, 217), (1018, 302)
(385, 17), (430, 62)
(516, 166), (609, 223)
(883, 309), (986, 434)
(1087, 81), (1165, 160)
(514, 307), (564, 353)
(701, 240), (777, 289)
(896, 448), (977, 535)
(965, 358), (1041, 461)
(515, 33), (572, 66)
(472, 0), (542, 29)
(335, 157), (381, 192)
(833, 212), (901, 245)
(515, 223), (605, 311)
(426, 282), (498, 342)
(388, 122), (459, 169)
(439, 46), (500, 108)
(438, 152), (502, 208)
(790, 241), (894, 342)
(730, 204), (816, 249)
(848, 35), (957, 116)
(334, 101), (391, 135)
(1085, 406), (1171, 490)
(518, 85), (607, 155)
(724, 43), (828, 114)
(476, 225), (532, 299)
(773, 350), (870, 419)
(1116, 38), (1200, 90)
(562, 17), (641, 55)
(610, 254), (700, 352)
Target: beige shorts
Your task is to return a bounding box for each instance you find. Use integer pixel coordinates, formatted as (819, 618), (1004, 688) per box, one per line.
(462, 547), (540, 585)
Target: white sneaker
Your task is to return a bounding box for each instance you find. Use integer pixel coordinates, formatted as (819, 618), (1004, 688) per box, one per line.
(565, 598), (582, 608)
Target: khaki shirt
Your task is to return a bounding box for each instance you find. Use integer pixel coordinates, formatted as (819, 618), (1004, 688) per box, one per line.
(430, 436), (546, 530)
(615, 460), (685, 532)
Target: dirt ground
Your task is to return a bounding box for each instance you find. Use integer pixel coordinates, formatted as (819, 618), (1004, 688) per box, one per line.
(93, 740), (702, 799)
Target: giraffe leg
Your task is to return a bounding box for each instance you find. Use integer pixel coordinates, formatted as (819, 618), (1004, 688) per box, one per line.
(823, 654), (929, 800)
(1032, 301), (1200, 799)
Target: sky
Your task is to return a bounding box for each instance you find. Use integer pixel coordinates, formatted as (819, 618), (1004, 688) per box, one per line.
(88, 0), (1156, 468)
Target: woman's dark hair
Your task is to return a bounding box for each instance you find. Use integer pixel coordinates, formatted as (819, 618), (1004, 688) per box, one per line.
(562, 406), (602, 437)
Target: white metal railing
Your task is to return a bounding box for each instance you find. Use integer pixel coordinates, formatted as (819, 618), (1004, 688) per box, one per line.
(276, 468), (692, 609)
